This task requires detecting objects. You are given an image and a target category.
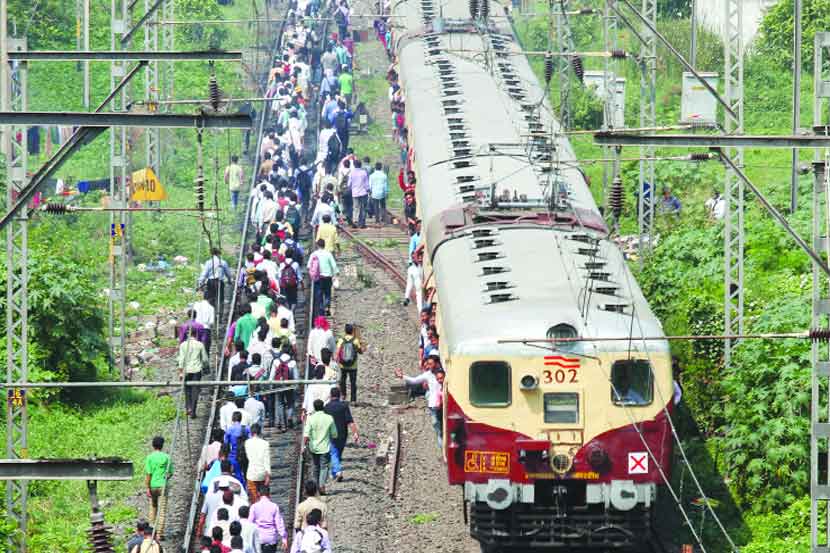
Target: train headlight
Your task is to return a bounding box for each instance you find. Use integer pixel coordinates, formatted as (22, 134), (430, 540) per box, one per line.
(520, 374), (538, 391)
(551, 453), (572, 474)
(586, 445), (609, 471)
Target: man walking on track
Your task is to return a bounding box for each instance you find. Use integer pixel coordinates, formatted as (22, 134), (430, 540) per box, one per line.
(324, 388), (358, 482)
(303, 399), (337, 495)
(250, 485), (289, 553)
(178, 326), (208, 417)
(144, 436), (173, 540)
(244, 423), (270, 504)
(307, 239), (338, 317)
(225, 155), (244, 210)
(335, 323), (364, 403)
(198, 247), (234, 308)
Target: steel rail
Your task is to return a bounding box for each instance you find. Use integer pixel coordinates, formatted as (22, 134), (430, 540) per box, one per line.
(339, 225), (407, 288)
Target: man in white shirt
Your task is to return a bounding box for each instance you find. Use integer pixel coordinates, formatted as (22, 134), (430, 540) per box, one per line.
(395, 361), (445, 449)
(193, 295), (215, 353)
(258, 250), (279, 287)
(257, 192), (277, 232)
(403, 250), (423, 309)
(310, 196), (335, 229)
(244, 423), (271, 502)
(199, 475), (249, 537)
(219, 393), (238, 431)
(244, 395), (266, 428)
(238, 505), (261, 553)
(275, 297), (296, 333)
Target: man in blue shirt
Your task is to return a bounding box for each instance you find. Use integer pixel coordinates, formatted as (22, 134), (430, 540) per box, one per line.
(369, 162), (388, 225)
(197, 248), (234, 307)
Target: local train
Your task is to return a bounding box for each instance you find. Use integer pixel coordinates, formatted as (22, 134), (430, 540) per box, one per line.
(391, 0), (674, 550)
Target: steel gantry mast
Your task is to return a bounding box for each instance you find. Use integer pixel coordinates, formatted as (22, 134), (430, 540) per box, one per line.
(77, 0), (90, 108)
(2, 10), (29, 547)
(601, 0), (620, 211)
(109, 0), (130, 379)
(723, 0), (745, 369)
(554, 0), (574, 130)
(812, 30), (830, 553)
(144, 0), (160, 178)
(637, 0), (656, 256)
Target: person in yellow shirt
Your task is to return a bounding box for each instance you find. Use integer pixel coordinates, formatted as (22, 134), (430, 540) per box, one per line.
(315, 214), (339, 254)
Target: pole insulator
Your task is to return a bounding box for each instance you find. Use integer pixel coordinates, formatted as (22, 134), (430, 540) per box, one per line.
(689, 153), (712, 161)
(544, 51), (554, 84)
(480, 0), (489, 20)
(609, 176), (623, 218)
(42, 203), (69, 215)
(610, 49), (627, 59)
(571, 56), (584, 82)
(810, 328), (830, 341)
(208, 74), (221, 111)
(469, 0), (478, 20)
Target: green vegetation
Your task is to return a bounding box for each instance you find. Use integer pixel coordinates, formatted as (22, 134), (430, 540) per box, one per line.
(26, 394), (176, 552)
(0, 1), (274, 549)
(512, 3), (822, 550)
(408, 512), (439, 524)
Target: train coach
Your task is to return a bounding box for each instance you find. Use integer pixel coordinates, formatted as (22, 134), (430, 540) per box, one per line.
(392, 0), (675, 550)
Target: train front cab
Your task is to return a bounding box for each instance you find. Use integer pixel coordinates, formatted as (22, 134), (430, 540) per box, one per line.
(442, 350), (674, 551)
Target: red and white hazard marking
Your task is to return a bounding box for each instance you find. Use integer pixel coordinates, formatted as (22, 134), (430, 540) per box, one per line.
(627, 452), (648, 474)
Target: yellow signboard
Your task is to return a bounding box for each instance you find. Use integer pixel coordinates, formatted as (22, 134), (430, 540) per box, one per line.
(464, 450), (510, 474)
(131, 167), (167, 201)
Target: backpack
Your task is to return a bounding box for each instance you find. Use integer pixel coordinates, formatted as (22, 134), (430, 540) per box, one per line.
(286, 205), (301, 233)
(334, 9), (346, 25)
(326, 132), (341, 161)
(300, 527), (325, 553)
(334, 111), (348, 133)
(273, 361), (291, 381)
(339, 171), (351, 196)
(340, 337), (357, 366)
(308, 253), (321, 281)
(280, 263), (299, 289)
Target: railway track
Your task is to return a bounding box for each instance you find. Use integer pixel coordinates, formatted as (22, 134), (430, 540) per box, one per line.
(339, 215), (410, 290)
(178, 6), (322, 551)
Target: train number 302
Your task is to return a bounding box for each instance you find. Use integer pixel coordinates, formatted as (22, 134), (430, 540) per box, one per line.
(542, 368), (578, 384)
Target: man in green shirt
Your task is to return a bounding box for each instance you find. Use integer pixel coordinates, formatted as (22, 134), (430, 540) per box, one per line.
(145, 436), (173, 539)
(234, 303), (258, 349)
(338, 68), (354, 106)
(303, 399), (337, 494)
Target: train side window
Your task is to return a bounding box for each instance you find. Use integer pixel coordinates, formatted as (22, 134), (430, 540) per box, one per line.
(610, 359), (653, 406)
(469, 361), (511, 407)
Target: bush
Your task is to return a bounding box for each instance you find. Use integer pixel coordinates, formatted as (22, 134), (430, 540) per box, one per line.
(757, 0), (830, 69)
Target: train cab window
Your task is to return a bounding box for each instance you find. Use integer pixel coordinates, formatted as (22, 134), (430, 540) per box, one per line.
(547, 323), (578, 352)
(610, 359), (653, 406)
(470, 361), (511, 407)
(544, 392), (579, 424)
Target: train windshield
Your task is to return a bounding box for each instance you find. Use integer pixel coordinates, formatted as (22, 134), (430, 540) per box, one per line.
(610, 359), (653, 406)
(469, 361), (511, 407)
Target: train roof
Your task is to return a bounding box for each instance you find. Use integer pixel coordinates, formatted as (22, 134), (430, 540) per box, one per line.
(430, 224), (668, 357)
(395, 7), (603, 226)
(392, 0), (667, 357)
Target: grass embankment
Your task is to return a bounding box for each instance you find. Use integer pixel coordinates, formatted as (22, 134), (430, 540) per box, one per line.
(514, 7), (817, 552)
